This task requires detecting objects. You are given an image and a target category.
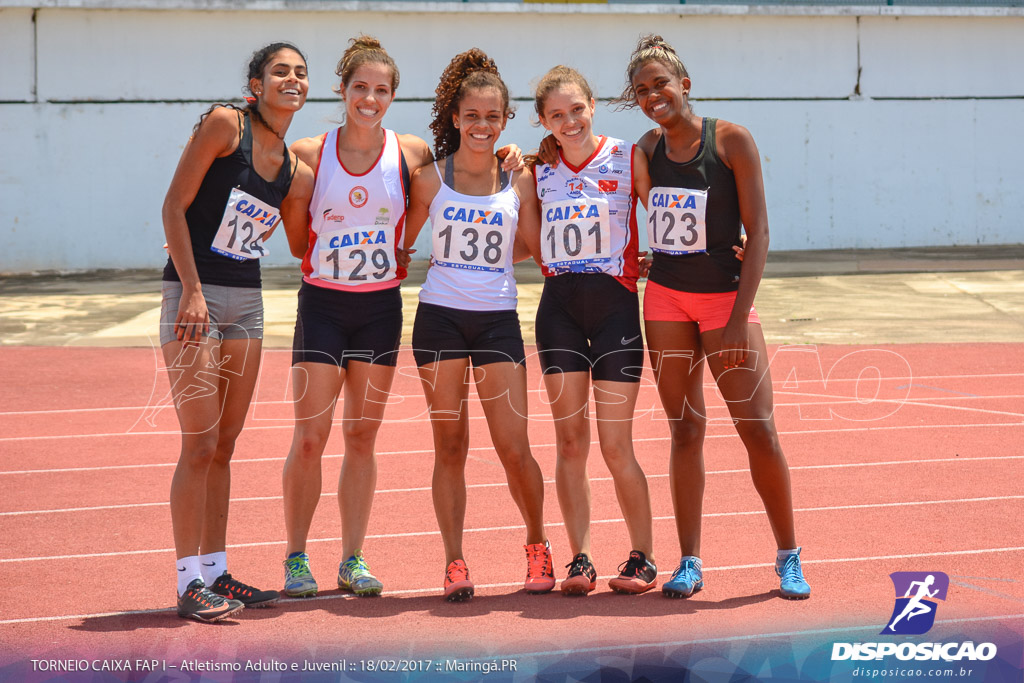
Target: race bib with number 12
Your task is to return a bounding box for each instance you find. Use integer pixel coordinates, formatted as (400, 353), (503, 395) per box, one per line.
(432, 201), (512, 273)
(210, 187), (277, 261)
(647, 187), (708, 255)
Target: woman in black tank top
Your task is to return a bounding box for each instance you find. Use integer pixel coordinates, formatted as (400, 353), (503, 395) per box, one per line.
(623, 36), (811, 600)
(160, 42), (315, 622)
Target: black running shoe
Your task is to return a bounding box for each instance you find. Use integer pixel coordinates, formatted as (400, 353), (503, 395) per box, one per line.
(210, 573), (280, 607)
(561, 553), (597, 596)
(177, 579), (244, 622)
(608, 550), (658, 594)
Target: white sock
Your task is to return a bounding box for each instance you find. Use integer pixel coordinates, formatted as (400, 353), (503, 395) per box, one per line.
(681, 555), (702, 570)
(199, 551), (227, 585)
(176, 556), (203, 597)
(776, 548), (800, 568)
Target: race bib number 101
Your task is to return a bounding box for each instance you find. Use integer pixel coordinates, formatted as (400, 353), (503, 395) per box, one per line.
(210, 187), (276, 261)
(542, 198), (611, 271)
(433, 201), (512, 273)
(647, 187), (708, 255)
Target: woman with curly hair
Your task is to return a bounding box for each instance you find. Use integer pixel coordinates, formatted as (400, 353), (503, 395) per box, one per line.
(161, 42), (313, 621)
(624, 35), (810, 600)
(402, 48), (554, 602)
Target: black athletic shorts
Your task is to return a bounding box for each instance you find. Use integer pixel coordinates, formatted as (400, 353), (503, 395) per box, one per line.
(291, 282), (402, 368)
(412, 302), (526, 368)
(535, 273), (643, 383)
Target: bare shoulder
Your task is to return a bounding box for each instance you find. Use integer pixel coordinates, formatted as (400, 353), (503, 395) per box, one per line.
(513, 165), (537, 199)
(397, 133), (434, 169)
(290, 133), (327, 169)
(410, 161), (441, 194)
(636, 127), (663, 159)
(195, 106), (245, 155)
(714, 119), (759, 168)
(287, 154), (316, 197)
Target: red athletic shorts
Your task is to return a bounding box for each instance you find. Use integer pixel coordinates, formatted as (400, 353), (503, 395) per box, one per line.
(643, 279), (760, 331)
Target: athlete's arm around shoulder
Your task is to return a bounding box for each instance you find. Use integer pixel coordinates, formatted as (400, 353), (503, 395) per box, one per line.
(162, 106), (242, 288)
(397, 133), (434, 171)
(513, 166), (542, 264)
(631, 143), (653, 210)
(277, 134), (323, 259)
(403, 162), (442, 250)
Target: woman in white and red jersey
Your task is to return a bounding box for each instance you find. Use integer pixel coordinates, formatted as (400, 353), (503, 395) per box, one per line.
(280, 36), (521, 598)
(528, 66), (658, 596)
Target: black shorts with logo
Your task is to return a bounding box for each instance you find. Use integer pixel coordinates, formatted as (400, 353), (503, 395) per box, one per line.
(535, 273), (643, 383)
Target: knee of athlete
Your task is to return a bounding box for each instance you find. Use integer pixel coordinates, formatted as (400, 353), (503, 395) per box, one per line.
(735, 419), (782, 454)
(341, 420), (381, 453)
(600, 441), (639, 475)
(181, 435), (220, 469)
(557, 428), (590, 461)
(496, 442), (534, 472)
(292, 429), (330, 462)
(668, 413), (706, 448)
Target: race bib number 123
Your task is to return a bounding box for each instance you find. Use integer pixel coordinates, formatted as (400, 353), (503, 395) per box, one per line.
(647, 187), (708, 255)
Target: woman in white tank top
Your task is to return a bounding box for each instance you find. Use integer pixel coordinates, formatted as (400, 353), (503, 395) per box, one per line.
(402, 49), (555, 602)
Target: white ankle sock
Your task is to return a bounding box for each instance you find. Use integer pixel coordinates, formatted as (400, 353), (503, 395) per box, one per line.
(776, 548), (800, 567)
(199, 551), (227, 585)
(176, 556), (203, 596)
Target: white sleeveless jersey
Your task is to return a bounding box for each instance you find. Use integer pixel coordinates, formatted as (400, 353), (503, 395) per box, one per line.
(534, 136), (639, 286)
(302, 128), (407, 291)
(419, 162), (520, 311)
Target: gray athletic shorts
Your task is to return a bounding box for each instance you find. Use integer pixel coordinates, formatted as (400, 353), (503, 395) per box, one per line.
(159, 281), (263, 346)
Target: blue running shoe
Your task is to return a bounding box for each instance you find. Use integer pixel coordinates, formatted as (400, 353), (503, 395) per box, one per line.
(776, 548), (811, 599)
(663, 557), (703, 598)
(338, 550), (383, 596)
(283, 552), (318, 598)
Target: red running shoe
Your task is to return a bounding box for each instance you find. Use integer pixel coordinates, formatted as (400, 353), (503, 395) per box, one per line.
(524, 541), (555, 594)
(560, 552), (597, 596)
(443, 560), (474, 602)
(608, 550), (658, 594)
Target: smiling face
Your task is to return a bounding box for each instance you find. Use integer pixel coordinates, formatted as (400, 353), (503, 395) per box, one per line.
(341, 62), (396, 126)
(453, 86), (508, 152)
(251, 48), (308, 112)
(538, 83), (597, 153)
(630, 59), (691, 126)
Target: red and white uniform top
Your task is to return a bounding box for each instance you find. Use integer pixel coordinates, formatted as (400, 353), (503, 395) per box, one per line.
(533, 135), (639, 291)
(302, 127), (408, 291)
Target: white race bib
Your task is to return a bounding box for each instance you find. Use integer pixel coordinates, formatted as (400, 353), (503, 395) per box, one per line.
(541, 198), (611, 272)
(317, 226), (395, 283)
(432, 201), (512, 273)
(210, 187), (276, 261)
(647, 187), (708, 255)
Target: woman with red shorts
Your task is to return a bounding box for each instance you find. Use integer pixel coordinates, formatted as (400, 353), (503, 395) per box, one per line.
(624, 35), (810, 600)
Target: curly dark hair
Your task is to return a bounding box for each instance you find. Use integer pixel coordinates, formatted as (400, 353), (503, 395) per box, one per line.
(613, 34), (689, 111)
(192, 41), (307, 139)
(428, 48), (515, 159)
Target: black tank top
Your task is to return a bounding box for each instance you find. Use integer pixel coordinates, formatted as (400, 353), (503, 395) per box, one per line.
(647, 117), (743, 293)
(163, 111), (294, 288)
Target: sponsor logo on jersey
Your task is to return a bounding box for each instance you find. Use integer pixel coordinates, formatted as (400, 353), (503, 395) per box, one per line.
(651, 191), (698, 209)
(322, 208), (345, 223)
(375, 207), (391, 226)
(565, 177), (586, 199)
(327, 231), (388, 248)
(349, 186), (369, 208)
(598, 180), (619, 194)
(442, 206), (504, 225)
(545, 204), (601, 222)
(610, 145), (623, 157)
(598, 164), (610, 174)
(236, 199), (279, 227)
(537, 166), (555, 181)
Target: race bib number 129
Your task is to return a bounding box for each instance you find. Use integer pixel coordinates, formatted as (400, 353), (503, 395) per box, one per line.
(433, 201), (512, 273)
(210, 187), (276, 261)
(647, 187), (708, 255)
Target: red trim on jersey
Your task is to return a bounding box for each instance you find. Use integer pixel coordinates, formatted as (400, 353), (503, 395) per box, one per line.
(558, 135), (607, 175)
(300, 133), (331, 279)
(337, 127), (387, 177)
(394, 135), (409, 282)
(614, 144), (640, 293)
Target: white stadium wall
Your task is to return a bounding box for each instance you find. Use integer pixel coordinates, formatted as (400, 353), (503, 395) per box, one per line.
(0, 2), (1022, 271)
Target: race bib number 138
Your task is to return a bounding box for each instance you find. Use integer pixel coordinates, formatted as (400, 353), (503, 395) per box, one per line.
(647, 187), (708, 255)
(433, 201), (512, 273)
(210, 187), (277, 261)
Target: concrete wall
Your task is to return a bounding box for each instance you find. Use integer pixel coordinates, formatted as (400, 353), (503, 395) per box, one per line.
(1, 2), (1022, 271)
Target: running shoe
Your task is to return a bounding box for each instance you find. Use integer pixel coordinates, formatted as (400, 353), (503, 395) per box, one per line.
(177, 579), (244, 623)
(443, 559), (474, 602)
(209, 573), (279, 607)
(337, 550), (383, 596)
(776, 548), (811, 600)
(282, 552), (318, 598)
(524, 541), (555, 594)
(663, 557), (703, 599)
(560, 552), (597, 596)
(609, 550), (658, 594)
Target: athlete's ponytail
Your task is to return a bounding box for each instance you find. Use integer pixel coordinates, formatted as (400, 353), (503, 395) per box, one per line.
(614, 34), (689, 111)
(334, 34), (399, 94)
(534, 65), (595, 119)
(429, 48), (515, 159)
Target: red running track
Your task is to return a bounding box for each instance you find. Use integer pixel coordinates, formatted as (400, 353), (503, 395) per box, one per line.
(0, 343), (1022, 668)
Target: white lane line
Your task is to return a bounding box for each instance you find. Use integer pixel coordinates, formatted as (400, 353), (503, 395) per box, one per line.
(1, 547), (1021, 626)
(3, 421), (1023, 477)
(3, 496), (1021, 564)
(3, 371), (1021, 418)
(4, 455), (1021, 517)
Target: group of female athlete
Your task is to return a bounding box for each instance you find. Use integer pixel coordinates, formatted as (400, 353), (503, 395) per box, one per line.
(160, 34), (811, 623)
